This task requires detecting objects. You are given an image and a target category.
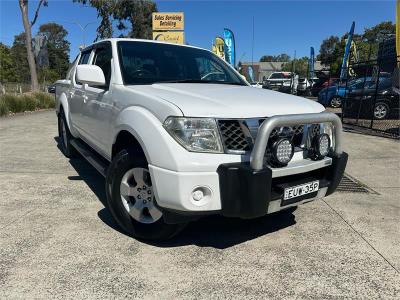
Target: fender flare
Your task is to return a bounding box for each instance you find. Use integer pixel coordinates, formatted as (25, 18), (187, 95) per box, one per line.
(57, 92), (72, 130)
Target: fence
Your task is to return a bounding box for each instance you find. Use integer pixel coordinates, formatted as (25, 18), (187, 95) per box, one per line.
(0, 83), (50, 95)
(341, 55), (399, 138)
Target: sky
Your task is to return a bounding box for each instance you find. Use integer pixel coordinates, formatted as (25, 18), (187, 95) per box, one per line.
(0, 0), (396, 62)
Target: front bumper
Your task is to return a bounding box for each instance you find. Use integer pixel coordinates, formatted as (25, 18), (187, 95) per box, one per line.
(217, 152), (347, 218)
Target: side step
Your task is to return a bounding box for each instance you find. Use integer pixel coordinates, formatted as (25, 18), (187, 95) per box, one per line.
(70, 139), (109, 177)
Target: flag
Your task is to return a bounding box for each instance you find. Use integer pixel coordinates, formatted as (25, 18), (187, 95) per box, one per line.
(309, 47), (315, 80)
(248, 66), (254, 82)
(223, 28), (236, 67)
(215, 37), (225, 60)
(340, 21), (355, 81)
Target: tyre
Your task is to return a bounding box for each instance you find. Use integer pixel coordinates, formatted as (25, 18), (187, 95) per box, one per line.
(58, 110), (77, 158)
(373, 102), (389, 120)
(105, 149), (185, 240)
(330, 96), (342, 108)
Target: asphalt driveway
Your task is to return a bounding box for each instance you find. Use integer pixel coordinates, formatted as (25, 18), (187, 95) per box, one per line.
(0, 111), (399, 299)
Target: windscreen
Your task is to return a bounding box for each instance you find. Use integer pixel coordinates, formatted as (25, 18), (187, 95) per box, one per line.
(117, 41), (245, 86)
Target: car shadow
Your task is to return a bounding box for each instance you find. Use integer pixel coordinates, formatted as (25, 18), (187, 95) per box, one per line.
(57, 137), (297, 249)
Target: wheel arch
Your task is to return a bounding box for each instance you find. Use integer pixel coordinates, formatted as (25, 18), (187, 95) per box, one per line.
(112, 129), (147, 161)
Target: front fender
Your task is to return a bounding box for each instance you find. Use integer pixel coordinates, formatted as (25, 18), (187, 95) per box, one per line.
(113, 107), (242, 172)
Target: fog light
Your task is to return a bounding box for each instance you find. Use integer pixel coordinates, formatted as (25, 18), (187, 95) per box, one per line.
(192, 189), (204, 201)
(272, 138), (294, 166)
(313, 133), (330, 159)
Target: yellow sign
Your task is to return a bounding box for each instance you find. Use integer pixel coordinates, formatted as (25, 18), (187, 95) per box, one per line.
(153, 31), (184, 44)
(214, 37), (225, 60)
(152, 12), (184, 30)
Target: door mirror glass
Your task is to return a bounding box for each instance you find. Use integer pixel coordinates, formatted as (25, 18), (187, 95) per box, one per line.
(76, 64), (106, 86)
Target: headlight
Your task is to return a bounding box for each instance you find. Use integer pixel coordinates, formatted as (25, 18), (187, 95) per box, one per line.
(163, 117), (223, 153)
(272, 138), (294, 166)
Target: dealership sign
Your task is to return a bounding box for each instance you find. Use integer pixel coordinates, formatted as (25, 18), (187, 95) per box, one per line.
(153, 31), (184, 44)
(152, 13), (184, 30)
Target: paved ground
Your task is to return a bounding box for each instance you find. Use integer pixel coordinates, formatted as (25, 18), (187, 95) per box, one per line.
(0, 111), (399, 299)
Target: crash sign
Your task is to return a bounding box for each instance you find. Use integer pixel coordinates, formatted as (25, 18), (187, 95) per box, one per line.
(152, 12), (184, 30)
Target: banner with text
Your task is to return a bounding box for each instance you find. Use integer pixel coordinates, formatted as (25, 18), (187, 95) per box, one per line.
(152, 12), (184, 30)
(153, 31), (184, 44)
(215, 37), (225, 60)
(223, 28), (236, 67)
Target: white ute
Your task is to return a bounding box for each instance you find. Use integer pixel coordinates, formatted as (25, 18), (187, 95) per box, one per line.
(55, 39), (348, 240)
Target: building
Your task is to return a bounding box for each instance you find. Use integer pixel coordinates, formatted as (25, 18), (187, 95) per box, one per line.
(240, 61), (325, 82)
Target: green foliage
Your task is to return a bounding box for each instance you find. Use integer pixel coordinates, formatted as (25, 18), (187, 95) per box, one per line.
(317, 21), (396, 75)
(38, 22), (70, 79)
(74, 0), (157, 40)
(0, 43), (17, 82)
(282, 57), (309, 77)
(0, 92), (54, 116)
(10, 33), (31, 83)
(260, 53), (290, 62)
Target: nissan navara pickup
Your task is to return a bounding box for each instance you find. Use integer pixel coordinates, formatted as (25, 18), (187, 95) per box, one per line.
(55, 39), (348, 240)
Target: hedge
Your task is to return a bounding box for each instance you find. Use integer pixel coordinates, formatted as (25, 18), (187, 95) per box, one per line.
(0, 92), (55, 117)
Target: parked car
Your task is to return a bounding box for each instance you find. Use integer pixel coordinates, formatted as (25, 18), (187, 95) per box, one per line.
(343, 77), (399, 120)
(311, 77), (339, 97)
(263, 72), (299, 94)
(47, 84), (56, 93)
(318, 77), (373, 108)
(55, 38), (347, 240)
(297, 78), (311, 96)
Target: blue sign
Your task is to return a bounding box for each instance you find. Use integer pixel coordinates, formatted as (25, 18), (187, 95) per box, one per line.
(340, 21), (355, 81)
(223, 28), (236, 67)
(309, 47), (315, 80)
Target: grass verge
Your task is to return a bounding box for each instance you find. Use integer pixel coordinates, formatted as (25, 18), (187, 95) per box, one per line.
(0, 92), (55, 117)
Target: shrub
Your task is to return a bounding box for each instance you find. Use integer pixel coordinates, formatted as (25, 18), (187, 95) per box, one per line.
(0, 92), (55, 116)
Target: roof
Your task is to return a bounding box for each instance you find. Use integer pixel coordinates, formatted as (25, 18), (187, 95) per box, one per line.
(82, 38), (206, 52)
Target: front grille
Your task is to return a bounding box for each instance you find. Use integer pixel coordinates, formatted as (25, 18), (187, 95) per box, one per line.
(218, 120), (251, 151)
(218, 119), (322, 153)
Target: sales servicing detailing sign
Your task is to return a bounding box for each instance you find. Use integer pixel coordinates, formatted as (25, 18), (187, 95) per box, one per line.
(152, 12), (184, 30)
(152, 12), (184, 44)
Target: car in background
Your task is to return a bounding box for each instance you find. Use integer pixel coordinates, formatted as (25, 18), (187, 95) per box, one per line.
(47, 84), (56, 94)
(318, 77), (373, 108)
(263, 72), (298, 94)
(297, 78), (311, 96)
(311, 77), (338, 97)
(343, 77), (399, 120)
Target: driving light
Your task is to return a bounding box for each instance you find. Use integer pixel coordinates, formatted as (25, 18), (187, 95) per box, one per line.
(163, 117), (223, 153)
(272, 138), (294, 166)
(313, 134), (330, 159)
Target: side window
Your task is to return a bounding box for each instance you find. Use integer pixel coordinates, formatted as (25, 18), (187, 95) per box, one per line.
(75, 50), (92, 85)
(93, 45), (112, 87)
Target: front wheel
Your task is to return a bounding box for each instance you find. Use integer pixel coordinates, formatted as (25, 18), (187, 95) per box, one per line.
(105, 149), (185, 240)
(330, 96), (342, 108)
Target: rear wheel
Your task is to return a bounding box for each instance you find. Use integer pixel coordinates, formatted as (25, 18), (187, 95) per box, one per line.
(105, 149), (185, 240)
(373, 102), (389, 120)
(57, 110), (77, 158)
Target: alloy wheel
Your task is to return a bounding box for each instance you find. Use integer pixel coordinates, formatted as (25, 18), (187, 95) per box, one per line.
(120, 167), (162, 224)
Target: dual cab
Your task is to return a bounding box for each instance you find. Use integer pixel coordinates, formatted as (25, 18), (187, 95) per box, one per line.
(56, 39), (347, 240)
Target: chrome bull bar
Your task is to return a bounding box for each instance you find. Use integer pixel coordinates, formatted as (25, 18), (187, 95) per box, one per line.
(250, 112), (343, 171)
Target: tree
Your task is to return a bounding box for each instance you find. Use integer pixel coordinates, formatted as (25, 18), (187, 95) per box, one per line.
(11, 33), (31, 83)
(18, 0), (48, 91)
(74, 0), (157, 40)
(318, 35), (340, 65)
(0, 43), (17, 83)
(259, 53), (290, 62)
(38, 23), (70, 80)
(282, 57), (309, 77)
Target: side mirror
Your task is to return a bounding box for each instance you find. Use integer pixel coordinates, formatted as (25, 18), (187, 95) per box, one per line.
(76, 65), (105, 86)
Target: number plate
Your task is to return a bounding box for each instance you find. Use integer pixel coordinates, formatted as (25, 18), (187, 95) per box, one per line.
(284, 181), (319, 200)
